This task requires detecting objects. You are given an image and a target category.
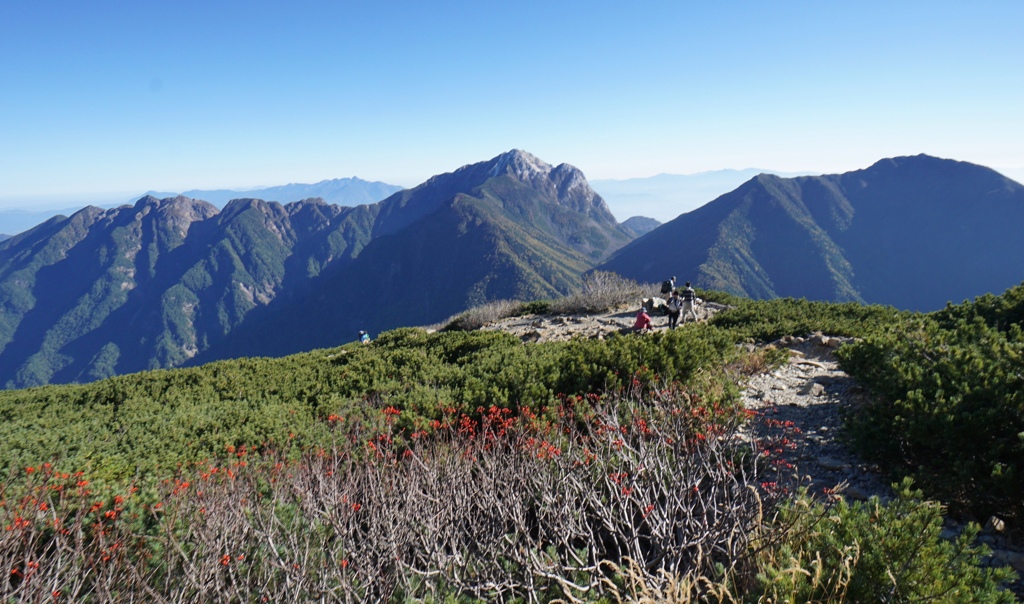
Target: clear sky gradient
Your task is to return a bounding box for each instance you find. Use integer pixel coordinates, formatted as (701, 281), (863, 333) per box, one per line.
(2, 1), (1022, 207)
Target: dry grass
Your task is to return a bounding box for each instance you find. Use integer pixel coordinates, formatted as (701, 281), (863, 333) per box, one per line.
(440, 271), (657, 332)
(441, 298), (529, 331)
(547, 271), (655, 315)
(594, 558), (741, 604)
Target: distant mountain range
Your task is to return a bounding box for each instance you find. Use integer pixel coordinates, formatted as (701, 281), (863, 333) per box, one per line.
(4, 151), (1023, 390)
(591, 169), (810, 223)
(621, 216), (661, 237)
(143, 177), (404, 209)
(0, 206), (107, 239)
(0, 150), (632, 388)
(600, 155), (1024, 311)
(0, 178), (403, 237)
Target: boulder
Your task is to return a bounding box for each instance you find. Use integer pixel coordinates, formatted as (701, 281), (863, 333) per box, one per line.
(643, 297), (668, 313)
(801, 382), (826, 397)
(817, 457), (849, 471)
(520, 330), (544, 343)
(984, 515), (1007, 534)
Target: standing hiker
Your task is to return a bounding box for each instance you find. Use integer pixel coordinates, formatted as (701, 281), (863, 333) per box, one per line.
(680, 282), (698, 324)
(660, 276), (676, 295)
(665, 290), (683, 330)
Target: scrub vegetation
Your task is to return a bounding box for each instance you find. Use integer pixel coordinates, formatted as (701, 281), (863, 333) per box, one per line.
(2, 279), (1022, 601)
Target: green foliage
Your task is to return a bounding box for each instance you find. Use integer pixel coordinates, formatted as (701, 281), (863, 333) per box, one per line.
(2, 287), (1022, 601)
(695, 288), (745, 306)
(933, 281), (1024, 333)
(709, 296), (905, 342)
(839, 310), (1024, 520)
(756, 479), (1016, 603)
(518, 299), (552, 315)
(0, 325), (742, 482)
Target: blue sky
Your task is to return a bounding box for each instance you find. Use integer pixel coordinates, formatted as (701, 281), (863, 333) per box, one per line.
(1, 0), (1022, 207)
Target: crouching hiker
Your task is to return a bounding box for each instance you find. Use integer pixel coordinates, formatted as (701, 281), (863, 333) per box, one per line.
(633, 306), (653, 333)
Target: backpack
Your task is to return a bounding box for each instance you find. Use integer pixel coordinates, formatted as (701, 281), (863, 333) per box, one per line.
(661, 280), (672, 294)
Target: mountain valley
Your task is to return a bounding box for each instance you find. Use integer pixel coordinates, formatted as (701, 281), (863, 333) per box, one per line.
(0, 150), (632, 388)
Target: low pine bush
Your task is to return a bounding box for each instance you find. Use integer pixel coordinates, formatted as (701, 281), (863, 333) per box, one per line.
(755, 479), (1016, 603)
(839, 311), (1024, 521)
(710, 297), (905, 342)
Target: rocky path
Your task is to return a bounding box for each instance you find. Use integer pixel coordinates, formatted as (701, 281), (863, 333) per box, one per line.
(480, 300), (725, 342)
(481, 306), (1024, 587)
(743, 336), (1024, 591)
(739, 335), (892, 502)
(483, 304), (892, 501)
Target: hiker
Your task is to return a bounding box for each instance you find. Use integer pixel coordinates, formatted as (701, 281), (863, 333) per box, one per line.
(358, 330), (371, 344)
(665, 290), (683, 330)
(633, 306), (653, 333)
(660, 276), (677, 295)
(680, 282), (698, 324)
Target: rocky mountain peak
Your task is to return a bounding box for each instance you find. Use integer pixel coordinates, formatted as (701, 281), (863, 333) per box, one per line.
(132, 194), (216, 214)
(479, 150), (616, 225)
(488, 149), (552, 181)
(128, 195), (219, 233)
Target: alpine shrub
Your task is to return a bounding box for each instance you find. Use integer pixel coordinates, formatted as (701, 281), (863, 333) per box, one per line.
(756, 479), (1017, 603)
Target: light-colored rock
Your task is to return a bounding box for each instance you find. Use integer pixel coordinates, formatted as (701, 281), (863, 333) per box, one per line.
(802, 383), (826, 397)
(520, 330), (544, 343)
(984, 516), (1006, 534)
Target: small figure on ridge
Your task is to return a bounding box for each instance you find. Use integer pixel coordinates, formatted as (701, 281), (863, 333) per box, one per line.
(665, 290), (683, 330)
(680, 282), (698, 324)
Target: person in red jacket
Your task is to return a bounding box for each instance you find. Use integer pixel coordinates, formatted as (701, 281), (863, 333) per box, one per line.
(633, 307), (653, 333)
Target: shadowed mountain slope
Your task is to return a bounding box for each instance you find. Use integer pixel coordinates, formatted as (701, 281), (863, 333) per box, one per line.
(192, 150), (633, 361)
(599, 155), (1024, 311)
(0, 150), (631, 388)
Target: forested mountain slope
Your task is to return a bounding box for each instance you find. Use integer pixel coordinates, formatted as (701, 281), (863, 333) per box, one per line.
(600, 155), (1024, 310)
(0, 151), (631, 388)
